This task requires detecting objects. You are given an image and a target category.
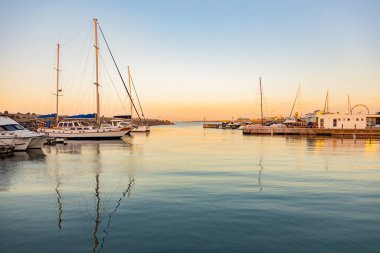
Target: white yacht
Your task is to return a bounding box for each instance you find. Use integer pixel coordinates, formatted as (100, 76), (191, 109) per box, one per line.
(0, 116), (46, 150)
(38, 18), (133, 140)
(39, 119), (131, 140)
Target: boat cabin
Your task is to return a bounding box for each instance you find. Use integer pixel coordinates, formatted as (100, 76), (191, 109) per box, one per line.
(56, 121), (94, 130)
(0, 116), (25, 131)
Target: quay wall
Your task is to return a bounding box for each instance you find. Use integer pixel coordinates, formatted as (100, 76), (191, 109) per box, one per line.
(242, 127), (380, 137)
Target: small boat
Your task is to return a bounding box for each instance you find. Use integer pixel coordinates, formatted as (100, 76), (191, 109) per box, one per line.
(44, 137), (66, 145)
(132, 125), (150, 132)
(101, 118), (150, 133)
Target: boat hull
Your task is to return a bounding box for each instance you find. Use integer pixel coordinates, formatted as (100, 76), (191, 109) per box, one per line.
(0, 136), (32, 151)
(28, 136), (48, 149)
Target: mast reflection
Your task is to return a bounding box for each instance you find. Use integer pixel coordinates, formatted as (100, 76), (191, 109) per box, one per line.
(258, 160), (263, 192)
(93, 173), (101, 253)
(55, 181), (63, 229)
(98, 176), (135, 253)
(258, 137), (264, 192)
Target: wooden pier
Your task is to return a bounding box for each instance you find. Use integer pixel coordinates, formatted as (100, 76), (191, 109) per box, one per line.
(242, 127), (380, 137)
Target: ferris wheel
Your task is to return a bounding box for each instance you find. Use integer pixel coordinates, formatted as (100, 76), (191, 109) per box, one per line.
(351, 104), (369, 114)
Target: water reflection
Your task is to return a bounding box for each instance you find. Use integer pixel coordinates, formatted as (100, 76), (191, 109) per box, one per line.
(43, 141), (137, 253)
(304, 136), (379, 150)
(55, 181), (63, 229)
(98, 176), (135, 253)
(93, 173), (100, 253)
(0, 150), (46, 191)
(1, 125), (380, 253)
(257, 137), (264, 192)
(258, 161), (263, 192)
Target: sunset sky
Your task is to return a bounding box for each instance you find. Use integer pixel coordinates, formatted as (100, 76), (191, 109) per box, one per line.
(1, 0), (379, 120)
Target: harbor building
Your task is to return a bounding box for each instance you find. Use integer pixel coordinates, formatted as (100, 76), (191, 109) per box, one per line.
(317, 113), (380, 129)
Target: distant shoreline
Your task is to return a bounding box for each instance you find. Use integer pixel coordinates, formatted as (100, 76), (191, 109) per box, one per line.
(0, 111), (174, 130)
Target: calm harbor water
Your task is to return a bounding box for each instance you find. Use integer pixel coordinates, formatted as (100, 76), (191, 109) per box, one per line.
(0, 122), (380, 253)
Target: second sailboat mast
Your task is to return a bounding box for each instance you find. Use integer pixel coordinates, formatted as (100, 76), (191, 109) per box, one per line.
(94, 18), (100, 126)
(55, 43), (60, 124)
(128, 65), (133, 120)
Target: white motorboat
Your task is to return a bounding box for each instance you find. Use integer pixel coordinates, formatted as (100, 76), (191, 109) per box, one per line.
(0, 116), (46, 150)
(0, 133), (32, 151)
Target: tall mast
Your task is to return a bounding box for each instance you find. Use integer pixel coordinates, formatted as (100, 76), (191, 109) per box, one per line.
(260, 77), (264, 126)
(324, 90), (329, 113)
(55, 43), (60, 124)
(128, 65), (133, 120)
(94, 18), (100, 126)
(327, 91), (329, 113)
(348, 94), (351, 114)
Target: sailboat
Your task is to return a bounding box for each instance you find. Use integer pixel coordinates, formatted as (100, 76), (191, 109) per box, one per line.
(38, 18), (132, 140)
(127, 66), (150, 132)
(284, 83), (301, 125)
(107, 65), (150, 132)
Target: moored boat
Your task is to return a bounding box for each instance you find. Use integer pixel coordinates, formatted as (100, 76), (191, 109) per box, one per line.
(0, 134), (32, 151)
(37, 18), (134, 140)
(0, 116), (46, 149)
(40, 119), (131, 140)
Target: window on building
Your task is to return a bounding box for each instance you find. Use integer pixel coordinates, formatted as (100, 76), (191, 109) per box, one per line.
(333, 119), (337, 127)
(361, 118), (364, 121)
(348, 118), (351, 121)
(320, 118), (324, 127)
(356, 118), (359, 121)
(338, 118), (341, 121)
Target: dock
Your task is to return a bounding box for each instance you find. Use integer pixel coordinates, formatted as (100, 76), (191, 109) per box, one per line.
(242, 127), (380, 137)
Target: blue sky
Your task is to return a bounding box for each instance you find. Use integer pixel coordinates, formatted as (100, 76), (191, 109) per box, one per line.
(1, 0), (379, 120)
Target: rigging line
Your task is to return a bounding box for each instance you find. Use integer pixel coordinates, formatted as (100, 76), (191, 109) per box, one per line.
(97, 24), (142, 121)
(67, 26), (93, 114)
(99, 52), (129, 115)
(61, 21), (92, 48)
(130, 74), (147, 123)
(67, 23), (92, 85)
